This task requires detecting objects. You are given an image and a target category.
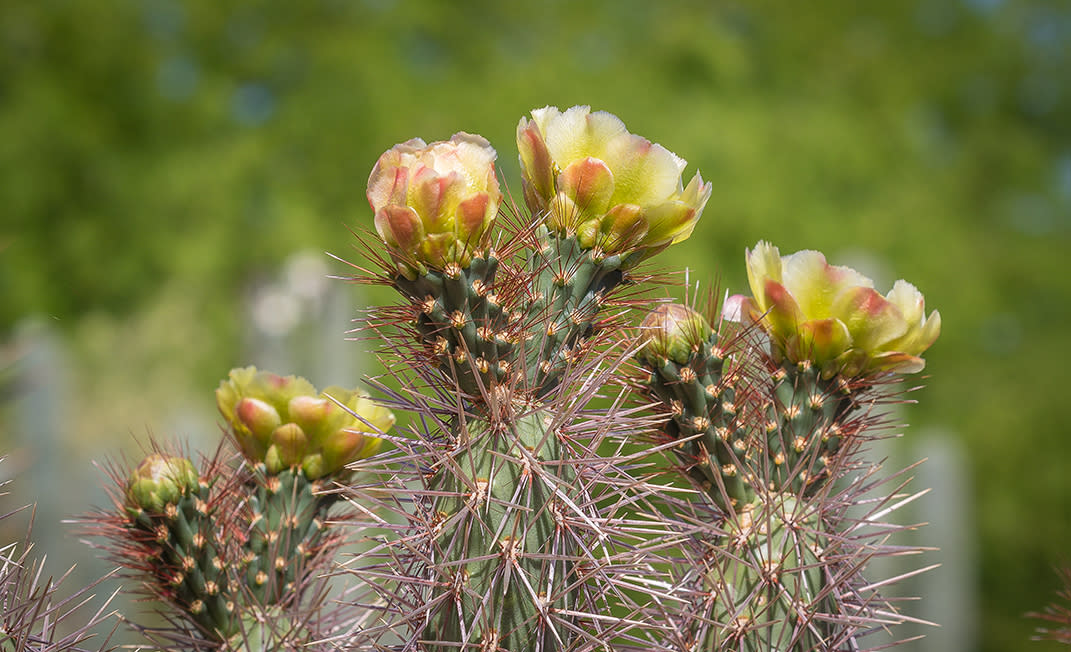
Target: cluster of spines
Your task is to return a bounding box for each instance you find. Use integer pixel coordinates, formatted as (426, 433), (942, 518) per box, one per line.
(419, 410), (574, 651)
(0, 464), (118, 652)
(761, 362), (857, 496)
(82, 449), (362, 650)
(633, 304), (927, 651)
(699, 495), (835, 651)
(341, 219), (668, 650)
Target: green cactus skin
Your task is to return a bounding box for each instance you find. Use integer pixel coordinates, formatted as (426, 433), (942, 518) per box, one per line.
(643, 328), (751, 511)
(701, 495), (835, 652)
(128, 480), (236, 639)
(523, 229), (641, 394)
(242, 465), (334, 607)
(421, 409), (574, 652)
(393, 250), (513, 396)
(763, 363), (856, 498)
(391, 231), (637, 402)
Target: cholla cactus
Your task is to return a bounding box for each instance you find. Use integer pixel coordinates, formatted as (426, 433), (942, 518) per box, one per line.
(64, 105), (948, 652)
(332, 106), (715, 652)
(83, 371), (393, 649)
(634, 243), (940, 650)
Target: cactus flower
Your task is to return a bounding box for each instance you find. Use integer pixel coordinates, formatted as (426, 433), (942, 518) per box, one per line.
(368, 133), (501, 277)
(216, 366), (395, 477)
(517, 105), (711, 258)
(741, 241), (941, 376)
(126, 454), (200, 513)
(638, 304), (712, 366)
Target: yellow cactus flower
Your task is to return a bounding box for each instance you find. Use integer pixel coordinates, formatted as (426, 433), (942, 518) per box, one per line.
(517, 105), (711, 258)
(367, 133), (501, 277)
(216, 366), (395, 478)
(742, 241), (941, 376)
(126, 454), (200, 513)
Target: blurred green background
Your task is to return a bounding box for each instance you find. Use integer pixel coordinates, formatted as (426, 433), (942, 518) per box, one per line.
(1, 0), (1068, 650)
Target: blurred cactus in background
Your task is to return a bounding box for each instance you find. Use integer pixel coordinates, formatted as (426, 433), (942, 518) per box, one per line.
(2, 105), (963, 651)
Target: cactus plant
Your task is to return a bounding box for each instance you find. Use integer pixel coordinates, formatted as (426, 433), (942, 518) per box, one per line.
(2, 104), (963, 651)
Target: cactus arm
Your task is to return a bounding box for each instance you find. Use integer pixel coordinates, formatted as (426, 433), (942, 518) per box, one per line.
(128, 480), (236, 639)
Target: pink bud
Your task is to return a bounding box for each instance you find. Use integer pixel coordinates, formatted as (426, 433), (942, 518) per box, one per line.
(236, 398), (281, 440)
(271, 423), (308, 468)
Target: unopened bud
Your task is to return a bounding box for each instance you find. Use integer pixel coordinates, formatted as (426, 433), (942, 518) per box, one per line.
(126, 455), (199, 513)
(638, 304), (712, 366)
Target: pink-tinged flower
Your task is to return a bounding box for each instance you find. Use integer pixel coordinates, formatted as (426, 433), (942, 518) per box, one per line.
(367, 133), (500, 277)
(517, 105), (711, 258)
(741, 242), (941, 376)
(217, 366), (395, 478)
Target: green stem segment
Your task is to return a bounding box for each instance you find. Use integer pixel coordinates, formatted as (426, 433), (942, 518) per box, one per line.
(524, 229), (639, 395)
(393, 233), (634, 401)
(242, 465), (332, 606)
(424, 410), (574, 652)
(394, 251), (511, 397)
(702, 495), (834, 651)
(130, 485), (236, 639)
(644, 330), (747, 510)
(763, 364), (856, 496)
(646, 340), (857, 510)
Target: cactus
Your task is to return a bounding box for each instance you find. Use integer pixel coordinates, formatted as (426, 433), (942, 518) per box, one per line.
(123, 454), (236, 638)
(340, 113), (714, 650)
(82, 371), (393, 649)
(635, 243), (941, 650)
(10, 104), (961, 651)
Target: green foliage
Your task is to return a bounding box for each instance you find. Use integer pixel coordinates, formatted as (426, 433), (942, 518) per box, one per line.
(2, 1), (1069, 650)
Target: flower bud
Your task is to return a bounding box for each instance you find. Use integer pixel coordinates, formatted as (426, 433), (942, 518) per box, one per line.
(270, 423), (308, 471)
(743, 241), (941, 376)
(236, 398), (281, 446)
(517, 105), (711, 260)
(638, 304), (713, 366)
(126, 454), (199, 513)
(368, 133), (500, 277)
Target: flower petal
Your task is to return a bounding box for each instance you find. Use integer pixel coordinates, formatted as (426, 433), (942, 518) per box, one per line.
(869, 352), (927, 374)
(535, 105), (628, 165)
(374, 205), (425, 251)
(455, 192), (493, 244)
(640, 200), (697, 248)
(832, 286), (907, 351)
(367, 138), (424, 210)
(517, 117), (555, 207)
(788, 319), (852, 365)
(558, 157), (615, 219)
(598, 203), (646, 253)
(746, 241), (784, 314)
(780, 250), (848, 318)
(603, 133), (687, 207)
(762, 279), (805, 339)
